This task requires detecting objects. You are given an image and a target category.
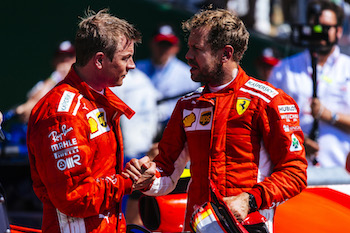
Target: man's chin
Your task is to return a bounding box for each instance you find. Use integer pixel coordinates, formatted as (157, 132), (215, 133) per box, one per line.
(110, 81), (123, 87)
(190, 74), (202, 83)
(316, 45), (334, 55)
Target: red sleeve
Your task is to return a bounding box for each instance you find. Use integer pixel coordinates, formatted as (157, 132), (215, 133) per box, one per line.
(154, 100), (187, 176)
(27, 114), (132, 218)
(249, 92), (308, 210)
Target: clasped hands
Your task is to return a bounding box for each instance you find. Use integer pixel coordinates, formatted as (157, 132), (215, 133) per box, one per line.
(122, 156), (157, 191)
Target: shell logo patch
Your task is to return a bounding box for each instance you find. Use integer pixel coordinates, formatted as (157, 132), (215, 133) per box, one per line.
(199, 111), (211, 126)
(86, 108), (110, 139)
(236, 98), (251, 115)
(88, 118), (98, 133)
(183, 112), (196, 127)
(183, 107), (213, 131)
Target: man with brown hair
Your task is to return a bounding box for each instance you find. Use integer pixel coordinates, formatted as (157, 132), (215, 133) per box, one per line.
(27, 9), (154, 232)
(269, 0), (350, 168)
(124, 8), (307, 232)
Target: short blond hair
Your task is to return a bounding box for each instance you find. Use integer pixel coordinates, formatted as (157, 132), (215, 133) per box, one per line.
(182, 9), (249, 62)
(75, 9), (141, 66)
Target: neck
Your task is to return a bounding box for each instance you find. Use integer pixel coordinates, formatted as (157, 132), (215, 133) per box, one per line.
(74, 65), (104, 92)
(317, 46), (336, 67)
(209, 63), (238, 87)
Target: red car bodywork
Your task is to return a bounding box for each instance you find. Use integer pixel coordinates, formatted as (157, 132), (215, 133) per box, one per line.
(140, 185), (350, 232)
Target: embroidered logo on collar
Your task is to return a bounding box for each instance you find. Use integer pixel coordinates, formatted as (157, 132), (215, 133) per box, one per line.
(236, 98), (251, 115)
(183, 112), (196, 128)
(199, 111), (211, 126)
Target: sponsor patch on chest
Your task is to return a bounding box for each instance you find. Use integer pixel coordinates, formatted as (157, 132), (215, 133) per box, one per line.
(183, 107), (213, 131)
(86, 108), (110, 139)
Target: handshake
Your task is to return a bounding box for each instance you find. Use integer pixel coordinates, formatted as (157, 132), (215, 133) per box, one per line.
(122, 156), (157, 191)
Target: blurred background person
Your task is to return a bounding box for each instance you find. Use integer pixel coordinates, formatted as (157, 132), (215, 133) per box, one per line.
(110, 68), (159, 227)
(255, 47), (281, 81)
(136, 24), (201, 135)
(15, 40), (75, 123)
(269, 0), (350, 168)
(110, 68), (158, 164)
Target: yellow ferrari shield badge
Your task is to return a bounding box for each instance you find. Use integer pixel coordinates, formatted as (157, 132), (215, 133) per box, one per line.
(236, 98), (250, 115)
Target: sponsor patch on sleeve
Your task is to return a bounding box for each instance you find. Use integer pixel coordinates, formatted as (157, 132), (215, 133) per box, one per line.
(58, 91), (75, 112)
(278, 105), (297, 114)
(290, 133), (302, 152)
(244, 79), (279, 98)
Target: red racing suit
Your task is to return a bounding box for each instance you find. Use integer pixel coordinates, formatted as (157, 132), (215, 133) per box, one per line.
(27, 67), (134, 233)
(145, 67), (308, 231)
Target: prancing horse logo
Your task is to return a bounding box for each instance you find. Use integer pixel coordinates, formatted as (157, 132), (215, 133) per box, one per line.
(236, 98), (251, 115)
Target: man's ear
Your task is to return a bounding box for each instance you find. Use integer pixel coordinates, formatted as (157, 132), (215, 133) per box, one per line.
(336, 26), (343, 41)
(95, 52), (104, 69)
(222, 45), (234, 62)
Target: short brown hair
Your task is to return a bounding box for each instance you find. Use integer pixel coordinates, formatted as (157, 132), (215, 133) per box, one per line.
(307, 0), (344, 26)
(182, 9), (249, 62)
(75, 9), (141, 66)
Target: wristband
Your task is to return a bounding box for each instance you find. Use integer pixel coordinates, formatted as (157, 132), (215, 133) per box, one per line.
(330, 112), (339, 125)
(247, 193), (258, 213)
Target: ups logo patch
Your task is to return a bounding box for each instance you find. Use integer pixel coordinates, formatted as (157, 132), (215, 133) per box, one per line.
(97, 112), (107, 127)
(200, 111), (211, 126)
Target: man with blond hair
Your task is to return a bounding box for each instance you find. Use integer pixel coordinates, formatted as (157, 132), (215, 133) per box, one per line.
(27, 9), (154, 232)
(124, 8), (307, 232)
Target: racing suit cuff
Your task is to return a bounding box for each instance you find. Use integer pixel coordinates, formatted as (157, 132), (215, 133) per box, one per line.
(124, 178), (133, 195)
(246, 189), (262, 210)
(140, 169), (161, 192)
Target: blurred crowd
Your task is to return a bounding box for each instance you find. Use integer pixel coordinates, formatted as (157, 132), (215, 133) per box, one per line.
(1, 0), (350, 229)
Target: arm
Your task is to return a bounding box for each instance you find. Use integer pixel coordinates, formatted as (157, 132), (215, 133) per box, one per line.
(28, 115), (132, 218)
(311, 97), (350, 133)
(16, 78), (57, 123)
(123, 100), (188, 196)
(250, 93), (308, 210)
(123, 148), (189, 196)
